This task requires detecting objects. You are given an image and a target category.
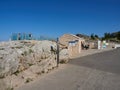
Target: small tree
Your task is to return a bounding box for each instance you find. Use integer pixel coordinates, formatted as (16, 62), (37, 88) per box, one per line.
(104, 32), (111, 40)
(117, 31), (120, 40)
(94, 34), (99, 39)
(90, 33), (95, 40)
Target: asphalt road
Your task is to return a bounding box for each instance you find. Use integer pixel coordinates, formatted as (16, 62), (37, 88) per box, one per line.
(16, 48), (120, 90)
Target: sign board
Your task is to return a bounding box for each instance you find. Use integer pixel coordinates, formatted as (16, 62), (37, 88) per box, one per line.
(102, 40), (106, 48)
(98, 40), (101, 49)
(69, 40), (78, 46)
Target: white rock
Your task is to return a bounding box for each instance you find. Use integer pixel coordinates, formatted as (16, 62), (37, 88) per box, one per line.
(0, 40), (69, 88)
(59, 49), (69, 63)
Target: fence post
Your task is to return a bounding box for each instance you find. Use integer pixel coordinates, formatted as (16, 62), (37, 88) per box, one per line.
(57, 38), (59, 67)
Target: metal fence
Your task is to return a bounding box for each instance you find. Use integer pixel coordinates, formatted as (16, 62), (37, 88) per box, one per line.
(11, 33), (33, 41)
(11, 33), (56, 41)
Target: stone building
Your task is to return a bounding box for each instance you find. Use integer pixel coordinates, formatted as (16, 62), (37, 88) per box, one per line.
(59, 34), (85, 57)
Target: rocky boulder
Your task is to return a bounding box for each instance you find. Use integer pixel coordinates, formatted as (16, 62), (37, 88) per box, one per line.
(59, 49), (69, 63)
(0, 40), (69, 88)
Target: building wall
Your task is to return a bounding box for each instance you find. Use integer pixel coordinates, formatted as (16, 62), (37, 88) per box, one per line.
(59, 34), (84, 57)
(68, 40), (82, 57)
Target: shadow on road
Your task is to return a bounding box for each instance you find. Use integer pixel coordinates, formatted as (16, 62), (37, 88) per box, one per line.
(69, 48), (120, 75)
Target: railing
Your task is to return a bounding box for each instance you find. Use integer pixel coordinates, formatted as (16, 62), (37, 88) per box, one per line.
(11, 33), (56, 41)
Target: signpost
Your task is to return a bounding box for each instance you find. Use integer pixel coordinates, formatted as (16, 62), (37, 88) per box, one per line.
(57, 38), (59, 67)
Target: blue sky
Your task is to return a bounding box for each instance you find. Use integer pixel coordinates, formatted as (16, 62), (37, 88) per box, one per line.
(0, 0), (120, 41)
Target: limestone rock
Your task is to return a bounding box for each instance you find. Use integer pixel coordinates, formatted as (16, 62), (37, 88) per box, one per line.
(59, 49), (69, 63)
(0, 40), (69, 88)
(0, 79), (7, 90)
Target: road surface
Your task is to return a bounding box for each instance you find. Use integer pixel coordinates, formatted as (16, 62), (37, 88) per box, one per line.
(16, 48), (120, 90)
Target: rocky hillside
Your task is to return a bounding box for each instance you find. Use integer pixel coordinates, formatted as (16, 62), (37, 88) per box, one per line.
(0, 40), (69, 89)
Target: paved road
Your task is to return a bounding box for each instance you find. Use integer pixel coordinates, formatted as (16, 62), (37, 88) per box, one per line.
(16, 48), (120, 90)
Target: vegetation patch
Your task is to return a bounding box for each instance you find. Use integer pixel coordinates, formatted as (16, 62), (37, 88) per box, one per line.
(6, 87), (14, 90)
(0, 56), (3, 59)
(29, 49), (34, 54)
(36, 72), (41, 75)
(28, 63), (34, 66)
(41, 70), (45, 73)
(13, 70), (20, 76)
(25, 78), (33, 83)
(15, 46), (23, 49)
(0, 75), (5, 79)
(0, 48), (4, 50)
(23, 51), (28, 56)
(59, 60), (68, 64)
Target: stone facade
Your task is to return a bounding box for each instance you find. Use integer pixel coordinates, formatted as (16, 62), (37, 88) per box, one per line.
(59, 34), (85, 57)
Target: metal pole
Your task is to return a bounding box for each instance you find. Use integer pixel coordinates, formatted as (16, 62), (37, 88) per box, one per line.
(57, 38), (59, 67)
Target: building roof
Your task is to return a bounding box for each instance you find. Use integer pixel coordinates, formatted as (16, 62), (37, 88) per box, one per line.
(62, 34), (84, 40)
